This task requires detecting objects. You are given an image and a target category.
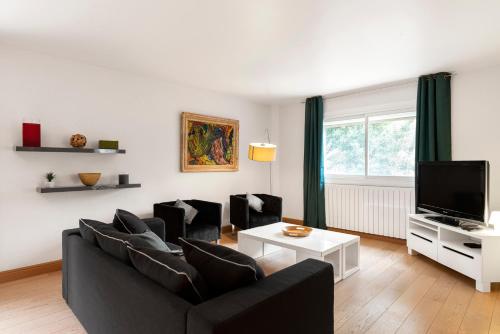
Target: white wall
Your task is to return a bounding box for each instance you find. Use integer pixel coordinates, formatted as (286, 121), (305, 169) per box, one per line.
(0, 46), (271, 271)
(276, 102), (304, 219)
(276, 69), (500, 219)
(452, 66), (500, 212)
(324, 81), (417, 117)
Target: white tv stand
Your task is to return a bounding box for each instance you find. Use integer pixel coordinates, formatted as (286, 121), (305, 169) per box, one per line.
(407, 214), (500, 292)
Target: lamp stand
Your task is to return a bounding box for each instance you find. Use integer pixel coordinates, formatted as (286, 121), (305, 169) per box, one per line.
(267, 128), (272, 194)
(269, 162), (272, 194)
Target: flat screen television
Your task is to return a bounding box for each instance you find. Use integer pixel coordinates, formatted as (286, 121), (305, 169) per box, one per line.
(416, 161), (489, 224)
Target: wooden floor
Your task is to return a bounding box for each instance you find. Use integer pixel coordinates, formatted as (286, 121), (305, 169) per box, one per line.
(1, 233), (500, 334)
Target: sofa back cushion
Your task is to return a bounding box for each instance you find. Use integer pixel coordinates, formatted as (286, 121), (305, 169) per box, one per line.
(79, 218), (113, 246)
(94, 226), (134, 264)
(79, 219), (109, 245)
(128, 247), (208, 304)
(113, 209), (150, 234)
(179, 238), (265, 297)
(80, 218), (178, 264)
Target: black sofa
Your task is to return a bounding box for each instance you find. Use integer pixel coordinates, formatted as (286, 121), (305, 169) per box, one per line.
(230, 194), (282, 230)
(62, 220), (334, 334)
(154, 200), (222, 244)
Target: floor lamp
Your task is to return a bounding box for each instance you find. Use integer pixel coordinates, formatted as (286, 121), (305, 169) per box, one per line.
(248, 139), (277, 194)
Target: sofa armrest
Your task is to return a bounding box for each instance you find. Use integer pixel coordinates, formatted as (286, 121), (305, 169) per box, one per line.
(256, 194), (283, 219)
(190, 200), (222, 232)
(154, 203), (186, 244)
(142, 217), (166, 241)
(187, 259), (333, 334)
(62, 228), (81, 301)
(230, 195), (250, 230)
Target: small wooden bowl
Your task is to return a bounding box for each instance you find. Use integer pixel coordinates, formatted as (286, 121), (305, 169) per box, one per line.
(78, 173), (101, 186)
(282, 226), (313, 237)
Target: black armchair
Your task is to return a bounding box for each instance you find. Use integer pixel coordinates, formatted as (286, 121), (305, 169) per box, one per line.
(230, 194), (282, 230)
(153, 200), (222, 244)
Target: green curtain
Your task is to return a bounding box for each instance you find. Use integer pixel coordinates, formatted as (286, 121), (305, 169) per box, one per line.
(416, 72), (452, 162)
(303, 96), (326, 229)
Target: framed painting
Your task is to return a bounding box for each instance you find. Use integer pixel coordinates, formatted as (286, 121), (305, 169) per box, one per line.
(181, 112), (239, 172)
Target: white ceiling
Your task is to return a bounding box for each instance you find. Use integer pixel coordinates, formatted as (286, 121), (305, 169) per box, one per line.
(2, 0), (500, 102)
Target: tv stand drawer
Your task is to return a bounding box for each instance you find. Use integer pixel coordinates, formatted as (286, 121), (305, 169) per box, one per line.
(438, 244), (481, 279)
(407, 231), (437, 260)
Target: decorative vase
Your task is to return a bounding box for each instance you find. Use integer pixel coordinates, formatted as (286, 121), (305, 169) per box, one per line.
(78, 173), (101, 186)
(70, 134), (87, 148)
(99, 140), (119, 150)
(45, 181), (55, 188)
(119, 174), (129, 185)
(22, 121), (41, 147)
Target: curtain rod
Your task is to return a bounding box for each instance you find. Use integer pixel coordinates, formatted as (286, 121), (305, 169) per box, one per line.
(300, 78), (417, 104)
(300, 73), (455, 104)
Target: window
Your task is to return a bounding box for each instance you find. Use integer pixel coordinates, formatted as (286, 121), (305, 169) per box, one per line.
(324, 111), (416, 181)
(367, 113), (416, 176)
(324, 118), (365, 176)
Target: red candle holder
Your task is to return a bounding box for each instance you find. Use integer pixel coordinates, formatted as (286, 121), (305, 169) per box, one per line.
(22, 122), (41, 147)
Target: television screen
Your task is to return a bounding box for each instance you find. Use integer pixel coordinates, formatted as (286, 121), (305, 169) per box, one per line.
(417, 161), (488, 222)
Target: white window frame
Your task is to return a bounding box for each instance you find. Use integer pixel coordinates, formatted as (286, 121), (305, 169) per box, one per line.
(324, 102), (416, 188)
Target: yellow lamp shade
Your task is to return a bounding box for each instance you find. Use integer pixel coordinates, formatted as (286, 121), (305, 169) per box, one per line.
(248, 143), (277, 162)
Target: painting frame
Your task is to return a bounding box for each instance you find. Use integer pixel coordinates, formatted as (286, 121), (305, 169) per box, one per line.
(181, 112), (239, 172)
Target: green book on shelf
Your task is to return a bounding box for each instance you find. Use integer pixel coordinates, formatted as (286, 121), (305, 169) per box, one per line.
(99, 140), (119, 150)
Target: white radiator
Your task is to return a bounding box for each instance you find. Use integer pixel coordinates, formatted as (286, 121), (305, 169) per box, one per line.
(325, 183), (415, 239)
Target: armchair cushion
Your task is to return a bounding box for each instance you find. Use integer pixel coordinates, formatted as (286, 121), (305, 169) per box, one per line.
(128, 247), (208, 304)
(186, 224), (219, 242)
(249, 212), (280, 228)
(113, 209), (150, 234)
(174, 200), (198, 225)
(180, 238), (265, 297)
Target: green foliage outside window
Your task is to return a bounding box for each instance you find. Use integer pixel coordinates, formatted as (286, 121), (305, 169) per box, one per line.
(325, 122), (365, 175)
(324, 115), (415, 177)
(368, 118), (415, 176)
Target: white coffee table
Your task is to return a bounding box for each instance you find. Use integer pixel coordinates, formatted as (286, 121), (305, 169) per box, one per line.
(238, 222), (360, 283)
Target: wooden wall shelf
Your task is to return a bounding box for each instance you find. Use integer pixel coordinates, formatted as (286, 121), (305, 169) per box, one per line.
(15, 146), (126, 154)
(37, 184), (141, 193)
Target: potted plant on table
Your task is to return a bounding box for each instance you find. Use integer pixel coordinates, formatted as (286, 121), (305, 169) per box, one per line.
(45, 172), (56, 188)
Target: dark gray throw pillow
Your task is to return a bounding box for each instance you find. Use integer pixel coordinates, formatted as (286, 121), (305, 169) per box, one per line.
(113, 209), (150, 234)
(79, 219), (110, 245)
(127, 231), (171, 252)
(179, 238), (265, 297)
(174, 200), (198, 225)
(128, 247), (208, 304)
